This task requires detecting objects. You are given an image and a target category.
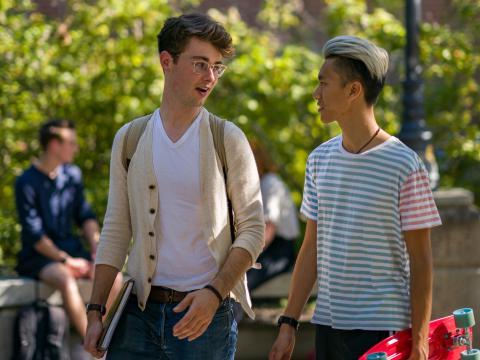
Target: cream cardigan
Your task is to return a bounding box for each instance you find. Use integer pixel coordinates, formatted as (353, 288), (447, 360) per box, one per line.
(95, 108), (264, 318)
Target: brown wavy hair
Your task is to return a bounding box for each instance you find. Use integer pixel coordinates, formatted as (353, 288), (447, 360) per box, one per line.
(157, 13), (235, 62)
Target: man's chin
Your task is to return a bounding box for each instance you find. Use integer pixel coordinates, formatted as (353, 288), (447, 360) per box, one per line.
(194, 98), (208, 107)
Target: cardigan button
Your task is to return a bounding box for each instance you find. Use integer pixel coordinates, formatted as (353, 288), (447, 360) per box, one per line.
(150, 254), (155, 260)
(150, 208), (155, 214)
(147, 278), (152, 283)
(149, 184), (155, 189)
(148, 231), (154, 236)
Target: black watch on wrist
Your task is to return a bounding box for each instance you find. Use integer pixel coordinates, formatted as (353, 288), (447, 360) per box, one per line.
(277, 315), (299, 331)
(86, 303), (106, 316)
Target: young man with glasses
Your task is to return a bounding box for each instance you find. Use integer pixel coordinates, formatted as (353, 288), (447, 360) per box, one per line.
(15, 120), (122, 340)
(85, 13), (264, 359)
(269, 36), (441, 360)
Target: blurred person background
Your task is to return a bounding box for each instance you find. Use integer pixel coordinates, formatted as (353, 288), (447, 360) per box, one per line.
(248, 139), (300, 291)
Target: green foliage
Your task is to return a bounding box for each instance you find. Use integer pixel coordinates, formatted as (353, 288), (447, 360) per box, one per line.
(0, 0), (177, 268)
(1, 0), (479, 269)
(321, 0), (480, 198)
(420, 0), (480, 195)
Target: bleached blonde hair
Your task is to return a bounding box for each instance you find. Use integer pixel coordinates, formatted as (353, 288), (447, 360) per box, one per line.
(322, 35), (389, 105)
(322, 35), (389, 80)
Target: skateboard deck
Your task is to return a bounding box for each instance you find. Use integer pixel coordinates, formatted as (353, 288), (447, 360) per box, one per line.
(359, 314), (474, 360)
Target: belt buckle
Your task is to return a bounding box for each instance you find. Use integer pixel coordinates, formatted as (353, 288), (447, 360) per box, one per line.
(168, 288), (174, 304)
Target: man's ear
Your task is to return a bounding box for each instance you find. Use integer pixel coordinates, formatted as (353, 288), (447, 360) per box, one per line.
(159, 50), (174, 71)
(348, 81), (363, 101)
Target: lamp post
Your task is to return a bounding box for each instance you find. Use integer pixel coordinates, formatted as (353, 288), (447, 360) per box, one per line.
(398, 0), (439, 188)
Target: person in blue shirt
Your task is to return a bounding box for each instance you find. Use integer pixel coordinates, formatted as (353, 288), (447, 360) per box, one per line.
(15, 119), (122, 339)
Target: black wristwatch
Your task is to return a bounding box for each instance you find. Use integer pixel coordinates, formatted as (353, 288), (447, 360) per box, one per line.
(277, 315), (299, 331)
(86, 303), (106, 316)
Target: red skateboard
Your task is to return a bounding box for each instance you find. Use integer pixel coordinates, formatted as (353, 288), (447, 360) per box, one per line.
(359, 308), (480, 360)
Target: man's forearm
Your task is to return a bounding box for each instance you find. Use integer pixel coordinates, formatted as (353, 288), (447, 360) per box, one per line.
(89, 264), (119, 306)
(283, 220), (317, 319)
(210, 247), (252, 298)
(264, 222), (276, 249)
(410, 257), (433, 349)
(405, 228), (433, 352)
(34, 235), (68, 261)
(83, 219), (100, 249)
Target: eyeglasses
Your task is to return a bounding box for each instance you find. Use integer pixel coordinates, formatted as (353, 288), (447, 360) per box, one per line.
(192, 60), (227, 78)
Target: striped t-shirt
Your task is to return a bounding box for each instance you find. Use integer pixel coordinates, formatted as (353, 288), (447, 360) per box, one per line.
(300, 135), (441, 331)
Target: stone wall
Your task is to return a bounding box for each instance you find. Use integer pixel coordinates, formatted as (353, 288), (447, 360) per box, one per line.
(0, 278), (93, 359)
(431, 188), (480, 347)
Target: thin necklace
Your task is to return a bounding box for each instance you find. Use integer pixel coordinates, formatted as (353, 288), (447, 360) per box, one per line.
(345, 127), (381, 154)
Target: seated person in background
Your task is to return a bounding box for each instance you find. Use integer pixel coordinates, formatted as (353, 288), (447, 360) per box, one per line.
(15, 119), (122, 339)
(248, 139), (300, 291)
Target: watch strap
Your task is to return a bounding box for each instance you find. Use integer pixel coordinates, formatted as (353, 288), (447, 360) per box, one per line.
(86, 303), (106, 316)
(277, 315), (299, 331)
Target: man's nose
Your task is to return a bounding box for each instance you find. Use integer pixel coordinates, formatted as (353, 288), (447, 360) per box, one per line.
(204, 67), (216, 82)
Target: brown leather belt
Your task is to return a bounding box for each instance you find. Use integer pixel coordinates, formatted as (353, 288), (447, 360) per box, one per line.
(148, 286), (190, 304)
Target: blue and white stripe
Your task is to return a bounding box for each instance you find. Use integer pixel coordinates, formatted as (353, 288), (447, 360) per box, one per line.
(301, 135), (440, 331)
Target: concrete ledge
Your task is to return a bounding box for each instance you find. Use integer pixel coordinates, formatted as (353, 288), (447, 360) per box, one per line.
(0, 277), (92, 308)
(0, 277), (93, 360)
(251, 272), (317, 299)
(434, 188), (474, 207)
(434, 188), (479, 222)
(433, 267), (480, 347)
(237, 321), (315, 360)
(238, 299), (316, 359)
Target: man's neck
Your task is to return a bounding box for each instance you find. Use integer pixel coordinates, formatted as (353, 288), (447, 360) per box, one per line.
(160, 92), (202, 125)
(159, 96), (202, 143)
(337, 106), (388, 154)
(35, 154), (61, 179)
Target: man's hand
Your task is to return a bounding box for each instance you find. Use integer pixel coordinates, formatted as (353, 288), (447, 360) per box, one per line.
(65, 257), (91, 278)
(269, 325), (296, 360)
(84, 312), (105, 359)
(407, 343), (428, 360)
(172, 289), (220, 341)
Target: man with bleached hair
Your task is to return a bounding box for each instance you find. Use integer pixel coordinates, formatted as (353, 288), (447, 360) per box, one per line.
(269, 35), (441, 360)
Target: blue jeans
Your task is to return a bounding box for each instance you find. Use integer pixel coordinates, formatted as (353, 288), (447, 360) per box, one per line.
(106, 295), (237, 360)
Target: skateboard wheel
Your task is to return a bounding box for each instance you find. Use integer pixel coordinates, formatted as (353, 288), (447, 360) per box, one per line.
(461, 349), (480, 360)
(454, 308), (476, 328)
(367, 353), (387, 360)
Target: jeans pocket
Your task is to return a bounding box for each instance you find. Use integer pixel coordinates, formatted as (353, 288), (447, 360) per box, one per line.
(215, 298), (233, 315)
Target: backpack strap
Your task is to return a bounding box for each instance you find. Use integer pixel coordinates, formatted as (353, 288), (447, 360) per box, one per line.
(121, 114), (152, 171)
(208, 113), (235, 243)
(119, 111), (235, 241)
(208, 113), (227, 172)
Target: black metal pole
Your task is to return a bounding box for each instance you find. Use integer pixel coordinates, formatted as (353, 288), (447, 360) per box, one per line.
(398, 0), (439, 188)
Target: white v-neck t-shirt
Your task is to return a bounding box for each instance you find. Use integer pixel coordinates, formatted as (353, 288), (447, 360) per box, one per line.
(151, 108), (218, 291)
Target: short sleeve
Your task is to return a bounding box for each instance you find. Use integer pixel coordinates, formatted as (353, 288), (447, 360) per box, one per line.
(399, 169), (442, 231)
(300, 155), (318, 221)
